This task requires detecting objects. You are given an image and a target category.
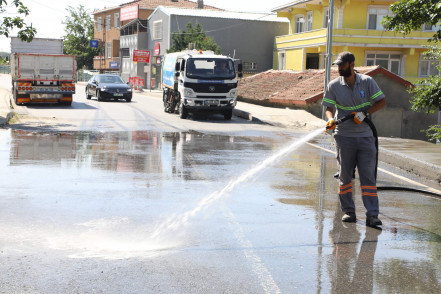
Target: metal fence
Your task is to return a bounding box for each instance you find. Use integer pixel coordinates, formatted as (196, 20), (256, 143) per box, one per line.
(0, 65), (10, 74)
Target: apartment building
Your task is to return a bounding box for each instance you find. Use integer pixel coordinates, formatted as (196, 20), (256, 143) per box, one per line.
(272, 0), (440, 83)
(92, 0), (220, 72)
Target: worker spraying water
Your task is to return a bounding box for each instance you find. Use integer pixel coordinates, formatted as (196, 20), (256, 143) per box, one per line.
(323, 51), (386, 227)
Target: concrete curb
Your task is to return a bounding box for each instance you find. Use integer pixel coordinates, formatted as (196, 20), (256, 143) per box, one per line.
(379, 147), (441, 183)
(0, 94), (13, 127)
(232, 108), (267, 124)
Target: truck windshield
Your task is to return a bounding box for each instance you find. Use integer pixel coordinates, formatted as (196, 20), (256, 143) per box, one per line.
(186, 58), (236, 80)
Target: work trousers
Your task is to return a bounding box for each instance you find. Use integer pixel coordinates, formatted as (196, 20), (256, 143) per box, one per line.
(334, 135), (379, 217)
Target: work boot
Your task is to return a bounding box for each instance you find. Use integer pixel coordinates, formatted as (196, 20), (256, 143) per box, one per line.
(342, 212), (356, 223)
(366, 215), (382, 227)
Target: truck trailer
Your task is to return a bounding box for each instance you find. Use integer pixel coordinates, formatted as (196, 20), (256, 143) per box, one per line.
(162, 50), (242, 120)
(10, 37), (77, 106)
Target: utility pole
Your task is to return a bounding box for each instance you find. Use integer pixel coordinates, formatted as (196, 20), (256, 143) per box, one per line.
(322, 0), (335, 120)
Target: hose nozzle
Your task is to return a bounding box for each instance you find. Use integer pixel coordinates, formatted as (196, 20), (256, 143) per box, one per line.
(325, 113), (355, 134)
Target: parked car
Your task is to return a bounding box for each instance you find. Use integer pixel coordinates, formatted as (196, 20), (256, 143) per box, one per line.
(86, 74), (132, 102)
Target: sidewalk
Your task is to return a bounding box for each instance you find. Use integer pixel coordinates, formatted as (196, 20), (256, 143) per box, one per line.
(233, 100), (441, 184)
(233, 101), (324, 131)
(0, 88), (12, 126)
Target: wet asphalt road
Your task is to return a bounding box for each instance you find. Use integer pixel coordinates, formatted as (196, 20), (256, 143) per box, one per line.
(1, 77), (441, 293)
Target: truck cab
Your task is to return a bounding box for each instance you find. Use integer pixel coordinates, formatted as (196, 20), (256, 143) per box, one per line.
(162, 50), (242, 120)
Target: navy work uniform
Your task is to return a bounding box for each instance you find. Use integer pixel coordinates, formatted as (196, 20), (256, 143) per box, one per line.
(322, 73), (385, 217)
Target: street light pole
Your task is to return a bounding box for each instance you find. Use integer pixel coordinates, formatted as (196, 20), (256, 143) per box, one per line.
(322, 0), (335, 120)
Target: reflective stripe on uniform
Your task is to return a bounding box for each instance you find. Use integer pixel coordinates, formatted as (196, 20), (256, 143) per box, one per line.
(361, 185), (378, 197)
(339, 182), (353, 195)
(369, 90), (383, 101)
(323, 97), (372, 111)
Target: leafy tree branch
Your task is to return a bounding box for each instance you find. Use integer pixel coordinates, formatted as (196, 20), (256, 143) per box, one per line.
(168, 22), (221, 54)
(0, 0), (36, 42)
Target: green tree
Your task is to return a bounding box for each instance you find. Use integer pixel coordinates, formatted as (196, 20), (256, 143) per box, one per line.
(168, 22), (221, 54)
(383, 0), (441, 141)
(0, 0), (36, 42)
(62, 5), (99, 69)
(382, 0), (441, 42)
(408, 46), (441, 141)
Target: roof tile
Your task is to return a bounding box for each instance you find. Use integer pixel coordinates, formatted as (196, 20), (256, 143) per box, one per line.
(238, 66), (412, 106)
(123, 0), (222, 10)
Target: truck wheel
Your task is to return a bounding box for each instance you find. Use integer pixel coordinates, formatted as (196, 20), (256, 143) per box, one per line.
(223, 109), (233, 120)
(164, 92), (177, 113)
(179, 103), (188, 119)
(163, 89), (168, 107)
(13, 89), (18, 105)
(164, 100), (172, 112)
(59, 101), (72, 106)
(164, 91), (171, 112)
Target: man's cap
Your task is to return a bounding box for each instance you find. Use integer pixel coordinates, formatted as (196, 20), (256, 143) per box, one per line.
(332, 51), (355, 65)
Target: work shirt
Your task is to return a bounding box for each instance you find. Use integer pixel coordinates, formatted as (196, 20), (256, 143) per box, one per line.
(322, 73), (385, 137)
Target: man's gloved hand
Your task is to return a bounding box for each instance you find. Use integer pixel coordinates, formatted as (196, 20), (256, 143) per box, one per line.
(352, 112), (367, 124)
(326, 118), (336, 130)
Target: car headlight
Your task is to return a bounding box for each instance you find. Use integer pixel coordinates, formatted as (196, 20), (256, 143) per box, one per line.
(127, 88), (132, 92)
(184, 87), (195, 97)
(100, 87), (108, 92)
(229, 89), (237, 98)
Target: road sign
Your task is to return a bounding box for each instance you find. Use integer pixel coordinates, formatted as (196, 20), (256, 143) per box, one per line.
(133, 50), (150, 63)
(90, 40), (98, 48)
(109, 61), (120, 69)
(155, 42), (160, 56)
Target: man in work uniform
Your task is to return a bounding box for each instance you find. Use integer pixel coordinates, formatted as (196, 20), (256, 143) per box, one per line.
(322, 51), (386, 227)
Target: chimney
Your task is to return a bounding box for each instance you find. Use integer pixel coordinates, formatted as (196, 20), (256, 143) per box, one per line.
(197, 0), (204, 9)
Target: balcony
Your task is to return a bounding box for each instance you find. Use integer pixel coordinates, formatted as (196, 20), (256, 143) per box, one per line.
(275, 28), (436, 49)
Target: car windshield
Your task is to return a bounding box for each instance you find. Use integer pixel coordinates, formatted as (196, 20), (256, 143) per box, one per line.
(186, 58), (236, 80)
(97, 75), (125, 84)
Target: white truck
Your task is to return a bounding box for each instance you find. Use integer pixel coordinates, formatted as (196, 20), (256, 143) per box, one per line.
(10, 37), (77, 106)
(162, 50), (242, 120)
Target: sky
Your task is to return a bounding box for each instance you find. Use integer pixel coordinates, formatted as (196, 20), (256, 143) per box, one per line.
(0, 0), (291, 52)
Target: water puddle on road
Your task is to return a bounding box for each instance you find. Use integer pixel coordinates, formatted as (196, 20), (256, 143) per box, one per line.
(2, 129), (441, 292)
(1, 128), (312, 259)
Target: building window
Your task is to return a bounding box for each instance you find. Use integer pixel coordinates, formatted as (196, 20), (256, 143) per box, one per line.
(114, 13), (120, 28)
(243, 62), (257, 71)
(106, 15), (111, 30)
(365, 52), (401, 75)
(423, 23), (433, 31)
(419, 55), (440, 77)
(323, 7), (329, 28)
(367, 7), (391, 30)
(278, 52), (285, 70)
(121, 48), (130, 58)
(306, 11), (313, 31)
(106, 42), (112, 59)
(423, 22), (440, 31)
(153, 20), (162, 40)
(294, 15), (305, 33)
(97, 17), (102, 32)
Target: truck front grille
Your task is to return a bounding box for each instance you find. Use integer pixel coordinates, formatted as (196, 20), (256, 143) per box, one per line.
(184, 82), (236, 94)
